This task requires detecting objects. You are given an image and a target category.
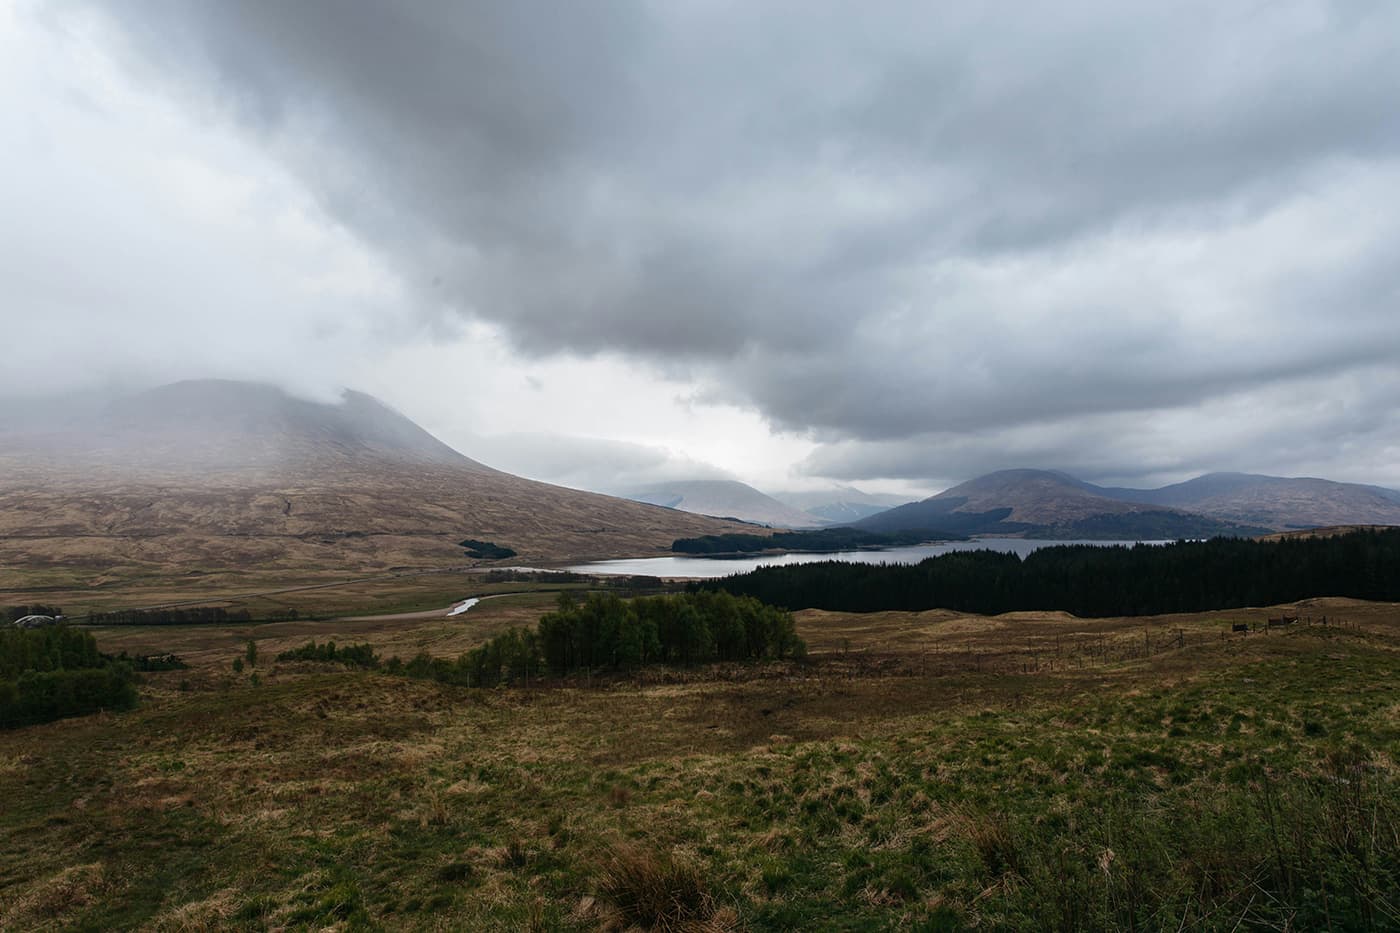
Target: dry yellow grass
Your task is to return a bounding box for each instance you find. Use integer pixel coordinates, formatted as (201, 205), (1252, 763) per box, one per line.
(1, 595), (1396, 929)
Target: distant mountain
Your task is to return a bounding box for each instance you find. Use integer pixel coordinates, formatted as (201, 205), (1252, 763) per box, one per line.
(1097, 472), (1400, 530)
(0, 380), (750, 602)
(625, 480), (824, 528)
(853, 469), (1265, 539)
(772, 486), (907, 524)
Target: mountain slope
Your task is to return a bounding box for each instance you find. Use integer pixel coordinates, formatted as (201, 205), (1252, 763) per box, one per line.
(1098, 472), (1400, 530)
(625, 480), (822, 528)
(854, 469), (1263, 538)
(0, 381), (751, 603)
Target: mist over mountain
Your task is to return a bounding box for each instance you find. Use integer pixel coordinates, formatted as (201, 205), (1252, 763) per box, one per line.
(772, 487), (906, 524)
(624, 480), (823, 529)
(0, 380), (749, 593)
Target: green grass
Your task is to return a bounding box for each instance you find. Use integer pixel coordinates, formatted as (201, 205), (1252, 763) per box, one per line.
(0, 617), (1396, 930)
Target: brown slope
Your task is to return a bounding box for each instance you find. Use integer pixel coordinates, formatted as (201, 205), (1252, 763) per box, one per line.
(0, 381), (749, 602)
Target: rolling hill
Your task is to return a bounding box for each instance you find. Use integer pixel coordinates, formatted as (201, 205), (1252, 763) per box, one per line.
(0, 380), (751, 606)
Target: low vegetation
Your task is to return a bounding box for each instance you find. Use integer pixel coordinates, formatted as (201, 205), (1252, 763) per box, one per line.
(703, 527), (1400, 616)
(1, 589), (1396, 929)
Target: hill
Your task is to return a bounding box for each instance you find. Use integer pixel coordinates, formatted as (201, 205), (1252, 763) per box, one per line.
(624, 480), (823, 528)
(0, 380), (749, 607)
(1098, 471), (1400, 530)
(853, 469), (1264, 538)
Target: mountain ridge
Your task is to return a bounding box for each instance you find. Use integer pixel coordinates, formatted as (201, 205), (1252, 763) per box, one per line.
(853, 469), (1261, 538)
(854, 468), (1400, 538)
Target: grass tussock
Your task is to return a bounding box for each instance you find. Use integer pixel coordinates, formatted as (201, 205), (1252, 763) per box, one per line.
(596, 843), (732, 932)
(0, 863), (110, 929)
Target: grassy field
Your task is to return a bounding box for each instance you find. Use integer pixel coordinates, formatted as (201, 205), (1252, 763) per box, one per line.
(1, 596), (1397, 930)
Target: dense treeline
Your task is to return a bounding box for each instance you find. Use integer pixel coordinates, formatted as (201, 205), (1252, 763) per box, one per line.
(4, 604), (63, 621)
(1, 626), (137, 728)
(477, 569), (664, 590)
(698, 529), (1400, 617)
(481, 569), (588, 584)
(277, 641), (381, 668)
(88, 606), (253, 626)
(672, 528), (947, 555)
(389, 591), (804, 689)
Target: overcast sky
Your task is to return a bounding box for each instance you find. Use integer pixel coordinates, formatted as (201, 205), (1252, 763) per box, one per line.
(4, 1), (1400, 495)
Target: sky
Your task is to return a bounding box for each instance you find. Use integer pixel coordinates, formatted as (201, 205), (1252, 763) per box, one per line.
(4, 1), (1400, 496)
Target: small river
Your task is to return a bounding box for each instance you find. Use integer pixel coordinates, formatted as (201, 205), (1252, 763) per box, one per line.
(566, 538), (1169, 578)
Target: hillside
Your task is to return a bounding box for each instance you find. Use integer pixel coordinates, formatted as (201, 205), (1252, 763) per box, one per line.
(1098, 472), (1400, 530)
(624, 480), (823, 528)
(854, 469), (1263, 538)
(0, 380), (750, 606)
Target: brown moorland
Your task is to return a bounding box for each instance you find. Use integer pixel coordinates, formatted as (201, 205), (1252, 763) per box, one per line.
(1, 594), (1395, 929)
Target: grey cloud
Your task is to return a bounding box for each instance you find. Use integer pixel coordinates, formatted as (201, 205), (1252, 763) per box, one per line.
(62, 1), (1400, 485)
(801, 365), (1400, 490)
(468, 432), (733, 494)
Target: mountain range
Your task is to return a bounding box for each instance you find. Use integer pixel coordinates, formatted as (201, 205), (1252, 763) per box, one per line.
(853, 469), (1400, 538)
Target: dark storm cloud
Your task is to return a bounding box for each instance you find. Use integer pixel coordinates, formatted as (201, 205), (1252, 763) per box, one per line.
(74, 0), (1400, 484)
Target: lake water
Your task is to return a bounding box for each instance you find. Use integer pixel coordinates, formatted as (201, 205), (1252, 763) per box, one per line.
(566, 538), (1169, 578)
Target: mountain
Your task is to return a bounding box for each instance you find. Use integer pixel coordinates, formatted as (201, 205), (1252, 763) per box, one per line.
(624, 480), (824, 528)
(772, 486), (907, 524)
(0, 380), (750, 603)
(853, 469), (1265, 539)
(1097, 472), (1400, 530)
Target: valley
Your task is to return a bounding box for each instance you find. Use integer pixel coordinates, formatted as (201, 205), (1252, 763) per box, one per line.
(3, 381), (1399, 931)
